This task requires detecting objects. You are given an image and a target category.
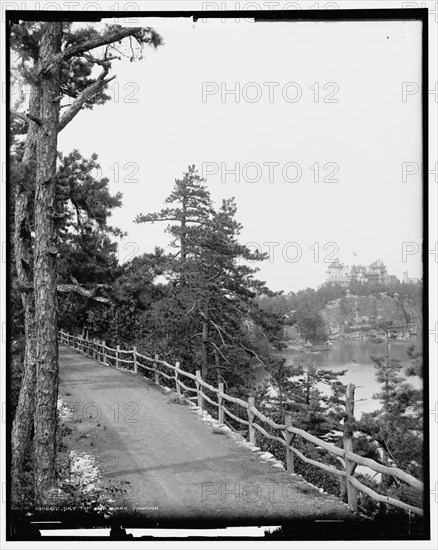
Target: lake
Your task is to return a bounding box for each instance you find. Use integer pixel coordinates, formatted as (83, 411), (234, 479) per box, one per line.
(257, 338), (423, 418)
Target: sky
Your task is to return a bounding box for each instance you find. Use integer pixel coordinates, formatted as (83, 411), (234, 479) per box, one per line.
(57, 16), (423, 293)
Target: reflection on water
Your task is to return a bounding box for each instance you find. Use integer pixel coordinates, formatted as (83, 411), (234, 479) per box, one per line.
(258, 338), (423, 418)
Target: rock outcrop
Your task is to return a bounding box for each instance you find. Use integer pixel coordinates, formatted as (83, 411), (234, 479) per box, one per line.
(320, 293), (422, 340)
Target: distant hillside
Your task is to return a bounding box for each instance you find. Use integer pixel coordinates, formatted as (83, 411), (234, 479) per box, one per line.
(320, 293), (422, 340)
(257, 281), (423, 344)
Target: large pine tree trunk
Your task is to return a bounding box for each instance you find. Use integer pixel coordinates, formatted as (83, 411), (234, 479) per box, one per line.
(11, 86), (40, 493)
(33, 22), (62, 504)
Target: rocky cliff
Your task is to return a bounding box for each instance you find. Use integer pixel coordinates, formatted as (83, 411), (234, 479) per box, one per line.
(320, 293), (422, 340)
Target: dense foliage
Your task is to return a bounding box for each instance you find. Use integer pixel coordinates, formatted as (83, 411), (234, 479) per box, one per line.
(79, 166), (285, 391)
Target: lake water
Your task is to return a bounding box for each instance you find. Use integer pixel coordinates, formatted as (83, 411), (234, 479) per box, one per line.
(258, 338), (423, 418)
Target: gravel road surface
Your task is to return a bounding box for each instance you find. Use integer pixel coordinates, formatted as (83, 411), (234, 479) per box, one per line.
(59, 346), (363, 526)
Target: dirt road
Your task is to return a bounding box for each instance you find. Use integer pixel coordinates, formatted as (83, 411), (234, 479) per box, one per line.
(59, 346), (362, 525)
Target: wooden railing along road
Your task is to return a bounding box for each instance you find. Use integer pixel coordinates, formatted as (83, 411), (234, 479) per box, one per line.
(58, 330), (424, 517)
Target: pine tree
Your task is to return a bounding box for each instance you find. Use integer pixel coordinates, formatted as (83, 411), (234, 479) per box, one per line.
(135, 165), (213, 280)
(135, 166), (279, 385)
(263, 359), (347, 437)
(10, 19), (163, 503)
(355, 341), (423, 514)
(56, 150), (124, 284)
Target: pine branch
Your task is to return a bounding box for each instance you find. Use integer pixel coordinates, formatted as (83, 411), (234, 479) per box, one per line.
(11, 110), (42, 126)
(186, 299), (200, 315)
(59, 66), (116, 132)
(57, 284), (110, 303)
(209, 340), (231, 364)
(39, 26), (162, 77)
(240, 344), (265, 364)
(83, 52), (120, 65)
(381, 436), (401, 468)
(61, 27), (161, 64)
(210, 318), (266, 365)
(185, 332), (203, 344)
(210, 320), (226, 345)
(135, 215), (180, 224)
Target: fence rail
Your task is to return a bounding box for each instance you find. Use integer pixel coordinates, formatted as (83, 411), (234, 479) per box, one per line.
(59, 330), (424, 517)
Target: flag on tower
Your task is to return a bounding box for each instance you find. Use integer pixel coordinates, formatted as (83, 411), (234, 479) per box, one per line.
(353, 251), (358, 257)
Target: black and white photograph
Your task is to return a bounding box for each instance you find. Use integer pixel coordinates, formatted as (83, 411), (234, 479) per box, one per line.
(1, 1), (437, 546)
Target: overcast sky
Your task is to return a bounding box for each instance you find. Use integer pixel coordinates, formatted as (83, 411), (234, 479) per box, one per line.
(58, 16), (423, 293)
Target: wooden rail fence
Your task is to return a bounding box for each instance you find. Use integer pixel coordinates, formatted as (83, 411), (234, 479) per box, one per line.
(59, 330), (424, 517)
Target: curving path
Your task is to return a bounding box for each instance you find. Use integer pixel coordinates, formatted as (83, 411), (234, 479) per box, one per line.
(59, 345), (364, 526)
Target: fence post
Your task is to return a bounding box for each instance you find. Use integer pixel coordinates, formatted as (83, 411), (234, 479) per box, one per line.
(218, 382), (224, 424)
(248, 396), (256, 446)
(102, 341), (107, 365)
(196, 370), (203, 410)
(154, 354), (160, 384)
(175, 362), (181, 393)
(133, 346), (138, 374)
(116, 345), (120, 369)
(93, 339), (97, 360)
(343, 383), (358, 512)
(284, 414), (294, 473)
